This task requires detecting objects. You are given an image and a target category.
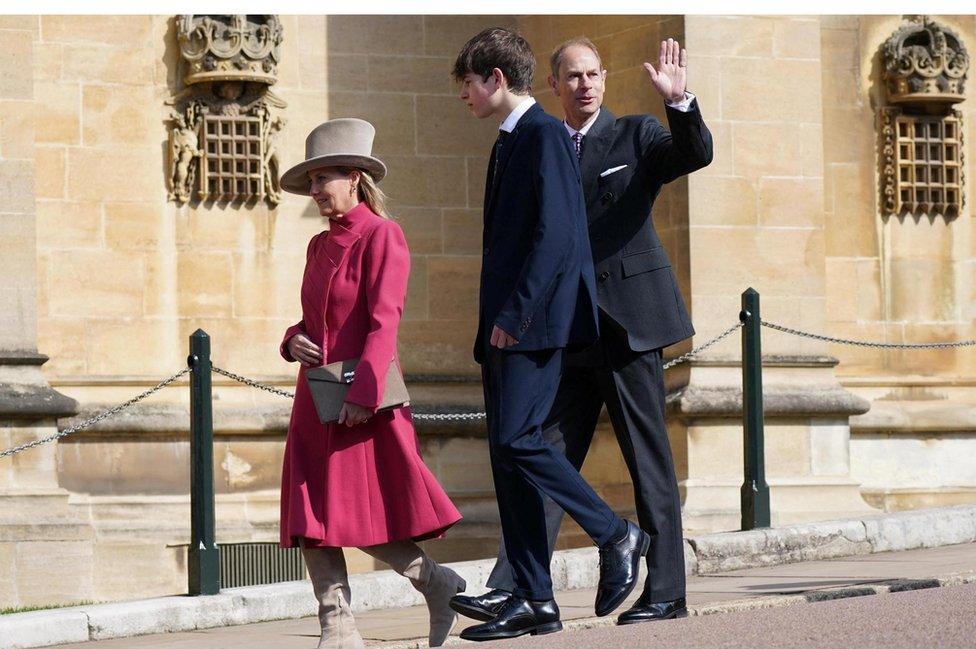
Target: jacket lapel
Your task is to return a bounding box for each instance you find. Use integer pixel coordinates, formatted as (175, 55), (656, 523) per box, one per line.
(579, 108), (617, 209)
(485, 103), (539, 217)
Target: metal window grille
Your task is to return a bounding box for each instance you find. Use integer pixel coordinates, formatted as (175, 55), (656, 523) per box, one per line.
(200, 115), (265, 202)
(892, 113), (963, 217)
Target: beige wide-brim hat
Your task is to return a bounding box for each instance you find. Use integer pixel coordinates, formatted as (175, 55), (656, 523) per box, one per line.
(280, 118), (387, 195)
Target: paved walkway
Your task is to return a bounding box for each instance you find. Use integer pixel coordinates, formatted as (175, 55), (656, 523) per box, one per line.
(56, 543), (976, 648)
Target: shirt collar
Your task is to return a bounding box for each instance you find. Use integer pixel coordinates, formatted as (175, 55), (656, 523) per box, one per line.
(499, 96), (536, 133)
(564, 109), (601, 138)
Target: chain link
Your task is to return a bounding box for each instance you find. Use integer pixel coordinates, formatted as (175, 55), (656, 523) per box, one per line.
(761, 321), (976, 350)
(662, 322), (744, 369)
(211, 365), (296, 398)
(8, 316), (968, 458)
(0, 367), (191, 459)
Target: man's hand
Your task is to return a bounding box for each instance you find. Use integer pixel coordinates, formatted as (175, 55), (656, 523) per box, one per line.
(490, 325), (518, 349)
(643, 38), (687, 103)
(287, 333), (323, 367)
(337, 401), (373, 427)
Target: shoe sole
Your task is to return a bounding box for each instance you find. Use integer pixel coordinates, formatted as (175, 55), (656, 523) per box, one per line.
(595, 530), (652, 617)
(616, 607), (689, 625)
(460, 620), (563, 642)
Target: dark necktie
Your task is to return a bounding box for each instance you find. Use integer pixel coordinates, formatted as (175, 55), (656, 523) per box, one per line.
(571, 131), (584, 160)
(491, 130), (509, 190)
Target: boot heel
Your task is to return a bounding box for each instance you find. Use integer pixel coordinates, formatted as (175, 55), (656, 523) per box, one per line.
(639, 531), (651, 557)
(455, 577), (467, 594)
(531, 621), (563, 635)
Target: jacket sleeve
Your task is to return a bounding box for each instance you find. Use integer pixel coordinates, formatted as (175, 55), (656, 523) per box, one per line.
(640, 98), (713, 185)
(344, 220), (410, 410)
(279, 233), (320, 362)
(493, 124), (578, 339)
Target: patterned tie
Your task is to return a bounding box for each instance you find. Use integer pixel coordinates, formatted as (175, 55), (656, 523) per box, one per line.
(571, 131), (584, 160)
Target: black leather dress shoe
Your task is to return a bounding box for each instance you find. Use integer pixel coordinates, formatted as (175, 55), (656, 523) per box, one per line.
(617, 596), (688, 625)
(449, 589), (513, 622)
(459, 596), (562, 641)
(594, 520), (650, 616)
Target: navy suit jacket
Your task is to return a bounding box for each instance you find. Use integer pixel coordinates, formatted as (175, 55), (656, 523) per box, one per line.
(474, 102), (599, 364)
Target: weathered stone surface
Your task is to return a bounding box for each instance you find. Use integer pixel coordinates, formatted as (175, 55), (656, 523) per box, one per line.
(0, 610), (90, 647)
(670, 383), (872, 418)
(862, 505), (976, 553)
(692, 519), (871, 574)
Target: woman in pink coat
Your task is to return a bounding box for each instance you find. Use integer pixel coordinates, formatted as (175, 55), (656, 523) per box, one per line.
(278, 118), (464, 648)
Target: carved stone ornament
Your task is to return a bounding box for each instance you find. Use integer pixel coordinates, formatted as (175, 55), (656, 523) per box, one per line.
(883, 16), (969, 106)
(167, 15), (286, 206)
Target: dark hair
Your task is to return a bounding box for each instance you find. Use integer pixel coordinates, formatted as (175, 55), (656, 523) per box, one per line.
(550, 37), (603, 78)
(452, 27), (535, 94)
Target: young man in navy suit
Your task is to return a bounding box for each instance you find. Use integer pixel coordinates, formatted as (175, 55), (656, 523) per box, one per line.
(463, 37), (713, 626)
(448, 28), (649, 642)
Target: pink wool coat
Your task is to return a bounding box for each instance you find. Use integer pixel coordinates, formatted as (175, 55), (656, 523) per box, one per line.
(279, 202), (461, 548)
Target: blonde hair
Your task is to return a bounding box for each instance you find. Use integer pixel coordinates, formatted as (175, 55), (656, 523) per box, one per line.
(340, 167), (391, 219)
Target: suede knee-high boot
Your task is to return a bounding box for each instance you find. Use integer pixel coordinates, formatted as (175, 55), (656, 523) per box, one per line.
(301, 546), (366, 649)
(360, 540), (466, 647)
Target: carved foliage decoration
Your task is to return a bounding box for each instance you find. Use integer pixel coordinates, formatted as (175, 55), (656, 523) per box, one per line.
(168, 15), (286, 206)
(879, 17), (968, 219)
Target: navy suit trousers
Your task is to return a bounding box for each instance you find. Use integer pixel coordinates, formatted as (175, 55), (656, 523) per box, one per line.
(482, 345), (623, 600)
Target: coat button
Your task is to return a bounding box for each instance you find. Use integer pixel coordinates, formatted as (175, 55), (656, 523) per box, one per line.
(601, 192), (614, 205)
(483, 247), (490, 255)
(598, 271), (610, 282)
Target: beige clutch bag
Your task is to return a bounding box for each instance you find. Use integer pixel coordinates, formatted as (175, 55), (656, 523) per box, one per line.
(305, 358), (410, 424)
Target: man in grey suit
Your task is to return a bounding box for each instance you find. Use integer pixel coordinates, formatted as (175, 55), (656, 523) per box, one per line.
(450, 37), (712, 625)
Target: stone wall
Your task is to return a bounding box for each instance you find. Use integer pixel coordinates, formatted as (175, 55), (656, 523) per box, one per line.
(820, 16), (976, 510)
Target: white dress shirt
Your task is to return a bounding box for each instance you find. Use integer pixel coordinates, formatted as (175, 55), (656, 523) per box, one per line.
(499, 96), (537, 133)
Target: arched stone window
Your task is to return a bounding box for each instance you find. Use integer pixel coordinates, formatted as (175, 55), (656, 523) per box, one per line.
(880, 17), (968, 218)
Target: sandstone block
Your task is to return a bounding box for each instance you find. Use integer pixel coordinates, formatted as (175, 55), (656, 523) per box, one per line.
(368, 54), (456, 95)
(62, 44), (154, 85)
(33, 80), (79, 145)
(35, 200), (102, 250)
(82, 85), (155, 146)
(758, 177), (823, 228)
(330, 92), (416, 156)
(0, 99), (35, 159)
(442, 208), (483, 255)
(772, 18), (822, 59)
(0, 30), (32, 100)
(41, 15), (153, 46)
(34, 147), (65, 200)
(328, 16), (424, 56)
(427, 256), (480, 321)
(0, 159), (35, 214)
(416, 95), (498, 156)
(326, 54), (367, 93)
(383, 155), (467, 208)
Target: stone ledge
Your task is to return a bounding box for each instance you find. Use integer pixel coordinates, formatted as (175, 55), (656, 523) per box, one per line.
(669, 383), (871, 418)
(3, 504), (975, 648)
(850, 399), (976, 433)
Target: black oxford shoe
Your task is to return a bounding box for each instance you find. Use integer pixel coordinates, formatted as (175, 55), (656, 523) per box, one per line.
(617, 596), (688, 625)
(449, 588), (512, 622)
(594, 520), (650, 616)
(459, 596), (562, 642)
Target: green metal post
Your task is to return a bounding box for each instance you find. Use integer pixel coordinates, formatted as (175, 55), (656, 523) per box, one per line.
(740, 288), (770, 530)
(188, 329), (220, 595)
